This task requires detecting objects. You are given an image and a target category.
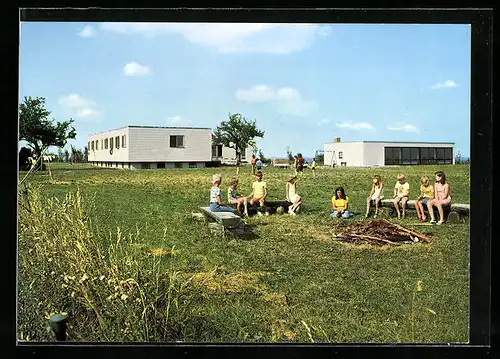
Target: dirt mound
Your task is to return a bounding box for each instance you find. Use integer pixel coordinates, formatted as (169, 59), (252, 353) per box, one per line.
(331, 219), (432, 246)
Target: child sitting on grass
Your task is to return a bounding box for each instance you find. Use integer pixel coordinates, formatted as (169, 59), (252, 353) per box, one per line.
(247, 171), (268, 216)
(228, 177), (249, 216)
(330, 186), (353, 219)
(415, 175), (434, 222)
(209, 174), (237, 213)
(393, 173), (410, 219)
(286, 174), (302, 216)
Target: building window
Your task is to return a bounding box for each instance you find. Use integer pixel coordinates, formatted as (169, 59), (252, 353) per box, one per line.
(110, 137), (114, 150)
(212, 144), (223, 157)
(105, 138), (109, 149)
(174, 162), (183, 169)
(91, 141), (95, 151)
(88, 141), (90, 150)
(122, 135), (126, 148)
(402, 148), (411, 165)
(338, 151), (343, 159)
(384, 147), (401, 165)
(170, 135), (184, 148)
(189, 162), (197, 168)
(141, 163), (151, 169)
(157, 162), (165, 169)
(115, 136), (120, 149)
(96, 140), (99, 150)
(241, 147), (247, 160)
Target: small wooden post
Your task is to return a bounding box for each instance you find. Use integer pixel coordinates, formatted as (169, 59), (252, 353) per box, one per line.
(49, 313), (68, 341)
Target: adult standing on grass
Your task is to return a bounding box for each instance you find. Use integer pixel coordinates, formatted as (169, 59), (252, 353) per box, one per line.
(427, 171), (452, 225)
(286, 174), (302, 216)
(209, 174), (237, 213)
(296, 153), (305, 175)
(251, 154), (257, 175)
(293, 155), (298, 176)
(393, 173), (410, 219)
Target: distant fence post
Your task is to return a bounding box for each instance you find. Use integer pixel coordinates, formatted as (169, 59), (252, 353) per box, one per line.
(49, 313), (68, 341)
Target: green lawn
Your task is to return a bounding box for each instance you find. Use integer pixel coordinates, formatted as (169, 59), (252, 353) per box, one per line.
(17, 163), (470, 343)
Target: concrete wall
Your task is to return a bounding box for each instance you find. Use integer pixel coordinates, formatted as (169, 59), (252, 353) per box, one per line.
(324, 142), (364, 167)
(128, 127), (212, 162)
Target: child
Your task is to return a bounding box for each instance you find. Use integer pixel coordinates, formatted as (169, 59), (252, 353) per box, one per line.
(293, 155), (298, 175)
(415, 175), (434, 222)
(393, 173), (410, 219)
(427, 171), (452, 225)
(209, 174), (237, 213)
(256, 158), (263, 171)
(251, 155), (257, 174)
(228, 177), (249, 216)
(247, 171), (268, 215)
(296, 153), (304, 174)
(330, 187), (353, 218)
(310, 158), (316, 179)
(366, 174), (384, 218)
(286, 174), (302, 216)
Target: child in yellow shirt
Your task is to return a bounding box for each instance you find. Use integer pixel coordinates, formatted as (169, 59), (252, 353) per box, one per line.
(330, 187), (353, 218)
(247, 171), (268, 215)
(415, 175), (434, 222)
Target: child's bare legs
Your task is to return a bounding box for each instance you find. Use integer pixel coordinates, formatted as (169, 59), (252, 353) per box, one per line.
(393, 197), (401, 218)
(435, 200), (445, 223)
(427, 199), (437, 222)
(374, 198), (380, 216)
(366, 198), (371, 217)
(400, 196), (408, 218)
(415, 200), (422, 219)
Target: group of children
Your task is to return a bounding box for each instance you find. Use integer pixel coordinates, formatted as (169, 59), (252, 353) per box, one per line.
(361, 171), (452, 224)
(209, 168), (452, 224)
(209, 170), (302, 217)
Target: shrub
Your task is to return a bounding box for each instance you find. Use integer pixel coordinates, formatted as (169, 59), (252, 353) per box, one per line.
(17, 185), (192, 341)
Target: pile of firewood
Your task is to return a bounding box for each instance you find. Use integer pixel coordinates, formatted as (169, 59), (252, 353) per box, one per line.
(331, 219), (432, 245)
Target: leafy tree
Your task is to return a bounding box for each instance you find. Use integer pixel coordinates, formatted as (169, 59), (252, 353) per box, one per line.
(83, 146), (89, 162)
(19, 96), (76, 160)
(57, 148), (64, 162)
(286, 145), (294, 163)
(64, 149), (70, 163)
(213, 113), (264, 174)
(314, 152), (324, 165)
(19, 147), (32, 171)
(455, 151), (462, 164)
(258, 149), (266, 163)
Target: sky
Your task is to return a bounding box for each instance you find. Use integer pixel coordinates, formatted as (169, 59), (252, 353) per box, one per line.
(19, 22), (471, 158)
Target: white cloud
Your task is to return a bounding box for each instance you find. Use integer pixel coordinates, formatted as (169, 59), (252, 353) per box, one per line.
(167, 115), (181, 124)
(100, 22), (332, 54)
(387, 124), (420, 134)
(317, 118), (331, 126)
(59, 93), (93, 109)
(235, 85), (317, 117)
(431, 80), (458, 89)
(336, 122), (374, 130)
(78, 25), (95, 38)
(123, 62), (150, 76)
(59, 94), (101, 120)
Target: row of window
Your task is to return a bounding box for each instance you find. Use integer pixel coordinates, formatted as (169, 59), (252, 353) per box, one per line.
(385, 147), (453, 165)
(92, 162), (199, 169)
(89, 135), (127, 151)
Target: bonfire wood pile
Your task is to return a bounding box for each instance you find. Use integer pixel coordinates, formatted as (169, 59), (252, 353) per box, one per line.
(331, 219), (432, 245)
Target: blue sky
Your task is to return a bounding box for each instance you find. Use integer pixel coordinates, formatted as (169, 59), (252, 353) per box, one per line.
(19, 22), (471, 158)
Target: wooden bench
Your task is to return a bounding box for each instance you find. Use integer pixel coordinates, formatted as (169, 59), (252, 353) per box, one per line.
(379, 199), (469, 223)
(198, 207), (242, 229)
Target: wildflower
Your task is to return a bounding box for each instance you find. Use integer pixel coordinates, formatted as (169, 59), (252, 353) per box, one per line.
(50, 271), (55, 276)
(416, 280), (423, 292)
(121, 294), (129, 301)
(100, 275), (105, 281)
(48, 258), (53, 262)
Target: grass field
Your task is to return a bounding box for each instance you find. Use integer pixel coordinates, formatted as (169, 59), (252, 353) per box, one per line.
(17, 163), (470, 343)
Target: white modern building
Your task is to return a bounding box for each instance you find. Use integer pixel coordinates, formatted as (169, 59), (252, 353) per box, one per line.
(87, 126), (253, 169)
(323, 138), (455, 167)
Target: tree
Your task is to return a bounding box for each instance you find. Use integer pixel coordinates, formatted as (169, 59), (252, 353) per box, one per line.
(57, 148), (64, 162)
(19, 147), (32, 171)
(455, 151), (462, 164)
(83, 146), (89, 162)
(19, 96), (77, 160)
(64, 149), (70, 163)
(315, 153), (325, 165)
(286, 145), (294, 165)
(258, 149), (266, 163)
(213, 113), (264, 174)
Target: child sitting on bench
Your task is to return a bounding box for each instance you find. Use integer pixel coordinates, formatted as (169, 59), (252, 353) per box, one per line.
(209, 174), (237, 213)
(228, 177), (249, 216)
